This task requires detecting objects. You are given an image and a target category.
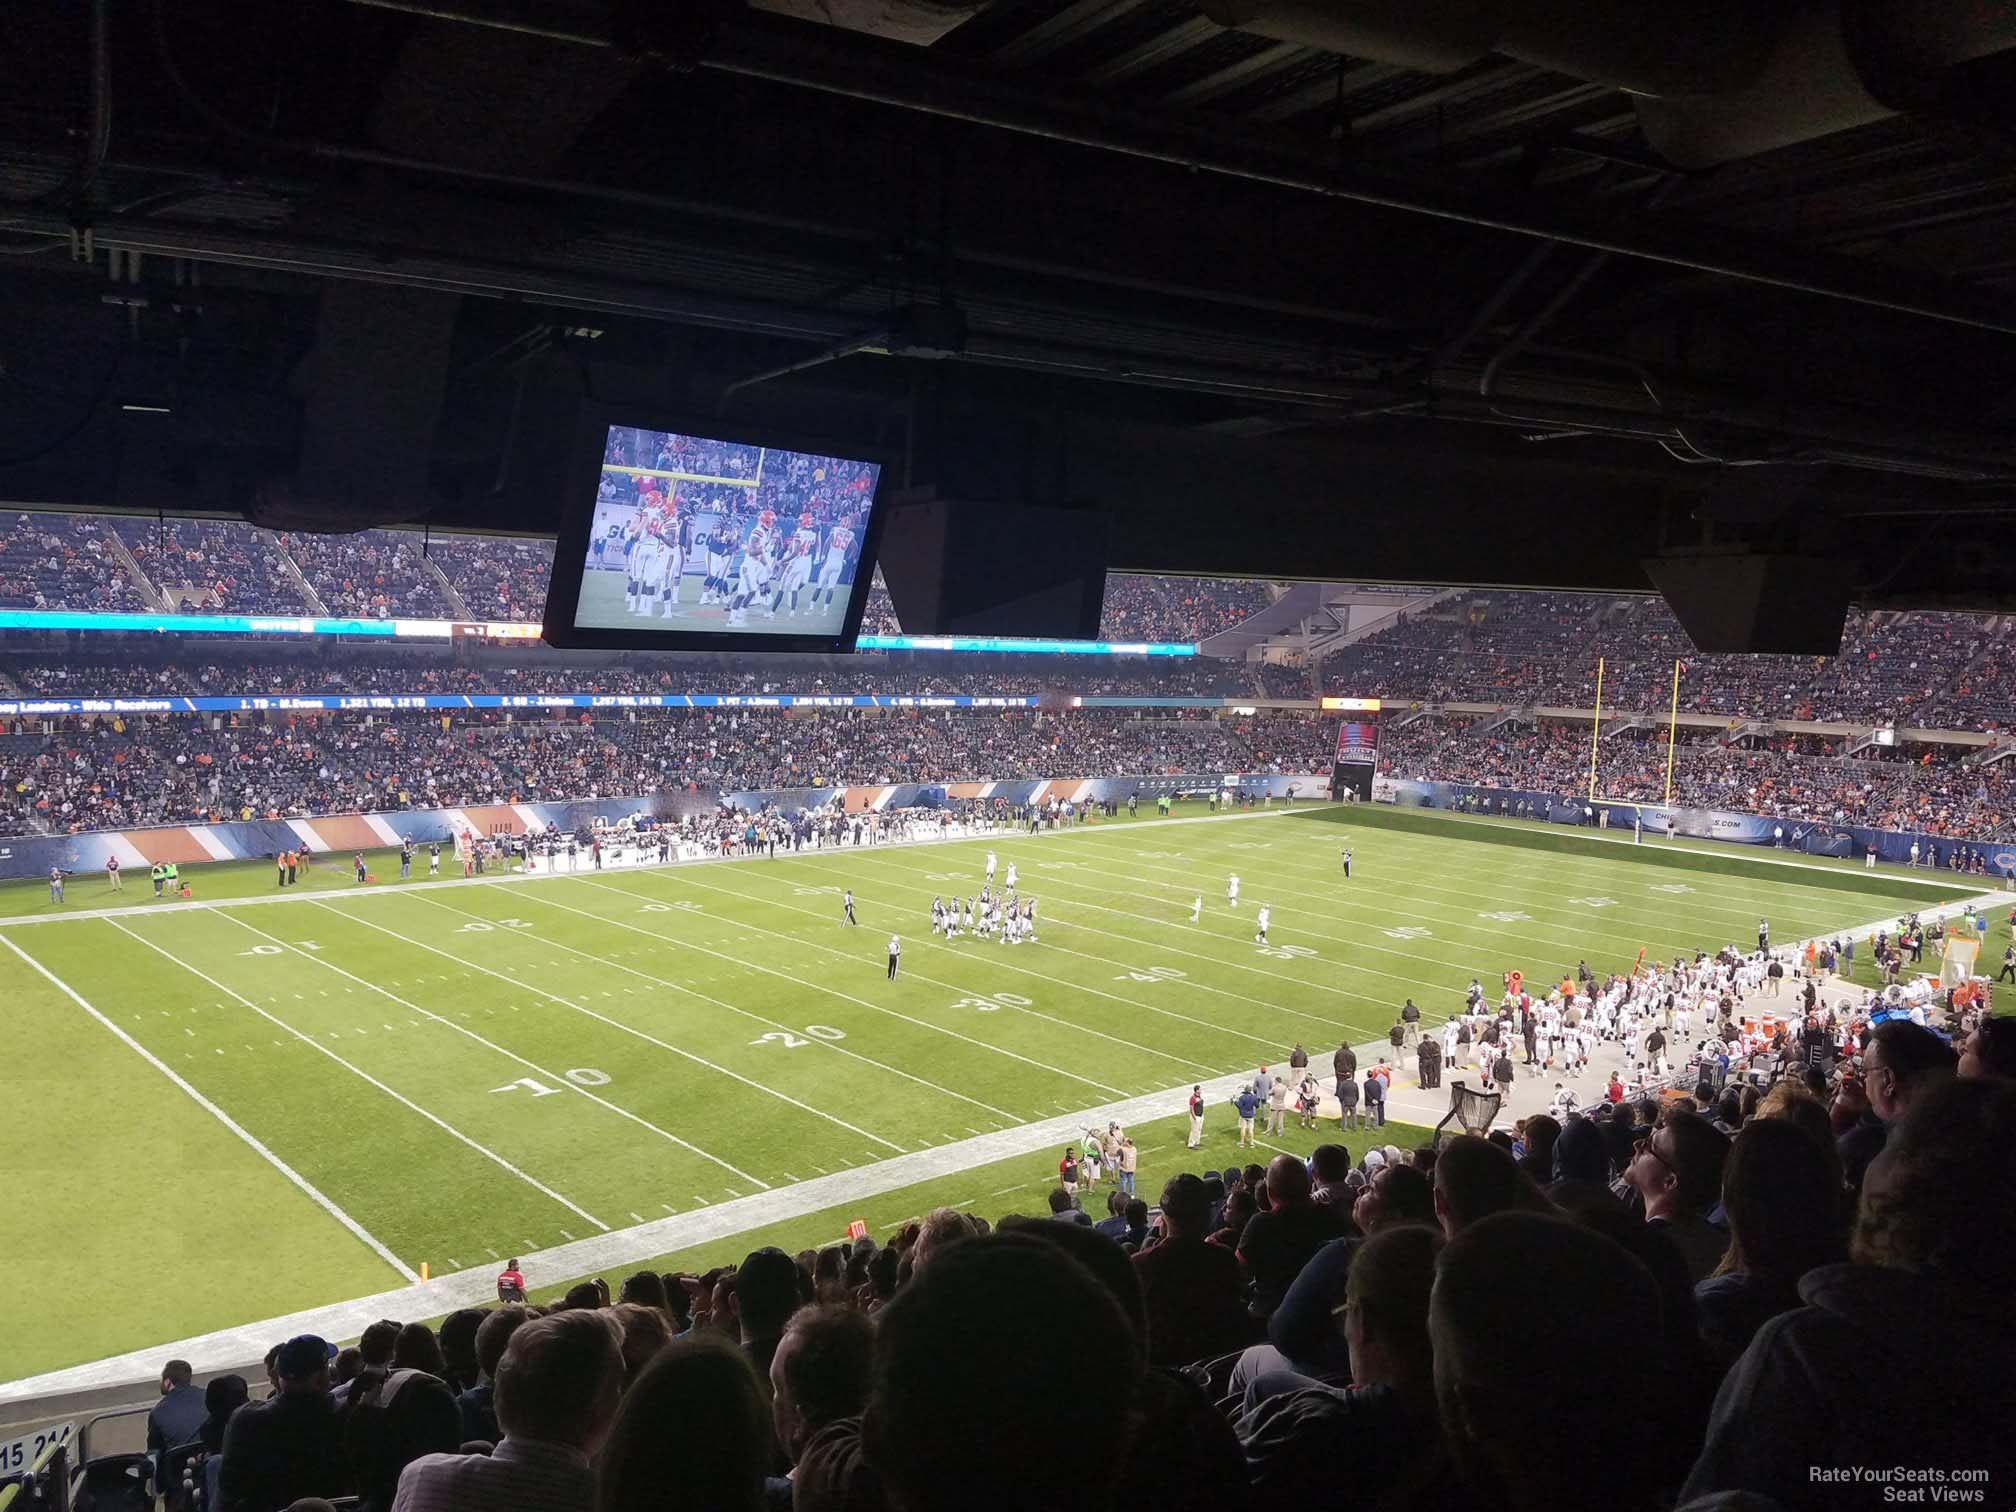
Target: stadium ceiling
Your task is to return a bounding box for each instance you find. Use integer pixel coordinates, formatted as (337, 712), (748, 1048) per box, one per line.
(2, 0), (2016, 608)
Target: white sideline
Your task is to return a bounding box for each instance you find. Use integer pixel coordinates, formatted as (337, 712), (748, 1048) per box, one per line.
(0, 934), (420, 1290)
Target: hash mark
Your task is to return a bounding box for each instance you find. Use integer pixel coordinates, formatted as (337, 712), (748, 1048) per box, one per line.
(559, 1228), (576, 1241)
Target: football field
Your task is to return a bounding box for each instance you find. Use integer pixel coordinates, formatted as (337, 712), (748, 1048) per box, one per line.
(0, 802), (1985, 1385)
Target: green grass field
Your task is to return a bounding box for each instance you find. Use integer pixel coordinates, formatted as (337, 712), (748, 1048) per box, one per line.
(0, 801), (1988, 1383)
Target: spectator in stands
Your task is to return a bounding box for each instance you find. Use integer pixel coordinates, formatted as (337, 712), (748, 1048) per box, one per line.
(1435, 1213), (1665, 1512)
(391, 1323), (446, 1378)
(597, 1336), (769, 1512)
(345, 1368), (461, 1512)
(1237, 1160), (1436, 1400)
(1430, 1134), (1533, 1235)
(1684, 1077), (2016, 1512)
(337, 1321), (402, 1407)
(1838, 1021), (1957, 1193)
(1236, 1223), (1448, 1502)
(614, 1271), (670, 1315)
(1235, 1152), (1353, 1320)
(908, 1207), (979, 1275)
(219, 1335), (346, 1512)
(200, 1375), (250, 1455)
(392, 1310), (622, 1512)
(862, 1237), (1143, 1512)
(1132, 1173), (1251, 1368)
(1625, 1108), (1731, 1283)
(436, 1310), (485, 1396)
(149, 1358), (208, 1454)
(731, 1247), (802, 1390)
(1046, 1186), (1091, 1226)
(456, 1306), (529, 1444)
(607, 1304), (673, 1388)
(768, 1305), (875, 1508)
(1959, 1014), (2016, 1080)
(1695, 1117), (1846, 1368)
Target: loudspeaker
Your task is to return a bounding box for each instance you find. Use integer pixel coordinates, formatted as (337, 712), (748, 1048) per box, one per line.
(1640, 552), (1854, 655)
(876, 493), (1108, 638)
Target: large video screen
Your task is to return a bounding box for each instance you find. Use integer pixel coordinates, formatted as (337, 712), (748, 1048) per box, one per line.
(547, 418), (885, 650)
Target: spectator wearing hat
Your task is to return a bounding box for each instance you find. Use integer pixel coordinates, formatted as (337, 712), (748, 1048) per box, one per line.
(219, 1335), (345, 1512)
(1131, 1175), (1250, 1368)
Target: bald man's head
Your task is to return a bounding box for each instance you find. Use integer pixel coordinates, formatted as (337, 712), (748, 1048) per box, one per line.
(1264, 1154), (1311, 1206)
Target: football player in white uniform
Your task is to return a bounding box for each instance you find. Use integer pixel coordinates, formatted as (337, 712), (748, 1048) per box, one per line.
(771, 511), (820, 617)
(815, 513), (857, 609)
(727, 509), (779, 625)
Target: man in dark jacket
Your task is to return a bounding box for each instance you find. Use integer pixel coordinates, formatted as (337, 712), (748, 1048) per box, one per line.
(1332, 1041), (1356, 1107)
(1684, 1078), (2016, 1512)
(219, 1336), (346, 1512)
(1132, 1175), (1251, 1368)
(1362, 1070), (1386, 1129)
(1417, 1036), (1442, 1090)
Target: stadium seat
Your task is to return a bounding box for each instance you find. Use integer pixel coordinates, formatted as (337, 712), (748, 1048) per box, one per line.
(71, 1454), (150, 1512)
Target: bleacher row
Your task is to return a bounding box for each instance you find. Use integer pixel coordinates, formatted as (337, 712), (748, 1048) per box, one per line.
(1318, 591), (2013, 729)
(0, 512), (1267, 644)
(0, 708), (1334, 837)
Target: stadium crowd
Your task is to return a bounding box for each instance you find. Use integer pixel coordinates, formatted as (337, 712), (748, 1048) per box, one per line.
(1378, 717), (2016, 839)
(0, 709), (1331, 835)
(1320, 592), (2011, 728)
(141, 1001), (2016, 1512)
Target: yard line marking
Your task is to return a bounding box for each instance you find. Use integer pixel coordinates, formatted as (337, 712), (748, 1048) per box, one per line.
(560, 1229), (576, 1241)
(485, 1248), (499, 1259)
(568, 877), (1127, 1101)
(629, 1212), (644, 1224)
(447, 1258), (459, 1269)
(990, 1185), (1024, 1198)
(0, 930), (418, 1284)
(330, 898), (904, 1157)
(212, 908), (768, 1192)
(104, 920), (610, 1230)
(426, 887), (1022, 1124)
(661, 1204), (677, 1215)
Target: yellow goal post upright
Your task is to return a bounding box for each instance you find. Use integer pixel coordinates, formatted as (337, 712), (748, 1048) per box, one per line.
(1585, 658), (1686, 834)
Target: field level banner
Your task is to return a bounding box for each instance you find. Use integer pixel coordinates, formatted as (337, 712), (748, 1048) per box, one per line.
(0, 772), (1332, 881)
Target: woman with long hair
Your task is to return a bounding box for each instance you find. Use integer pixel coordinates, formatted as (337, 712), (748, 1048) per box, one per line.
(1695, 1116), (1846, 1366)
(596, 1336), (769, 1512)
